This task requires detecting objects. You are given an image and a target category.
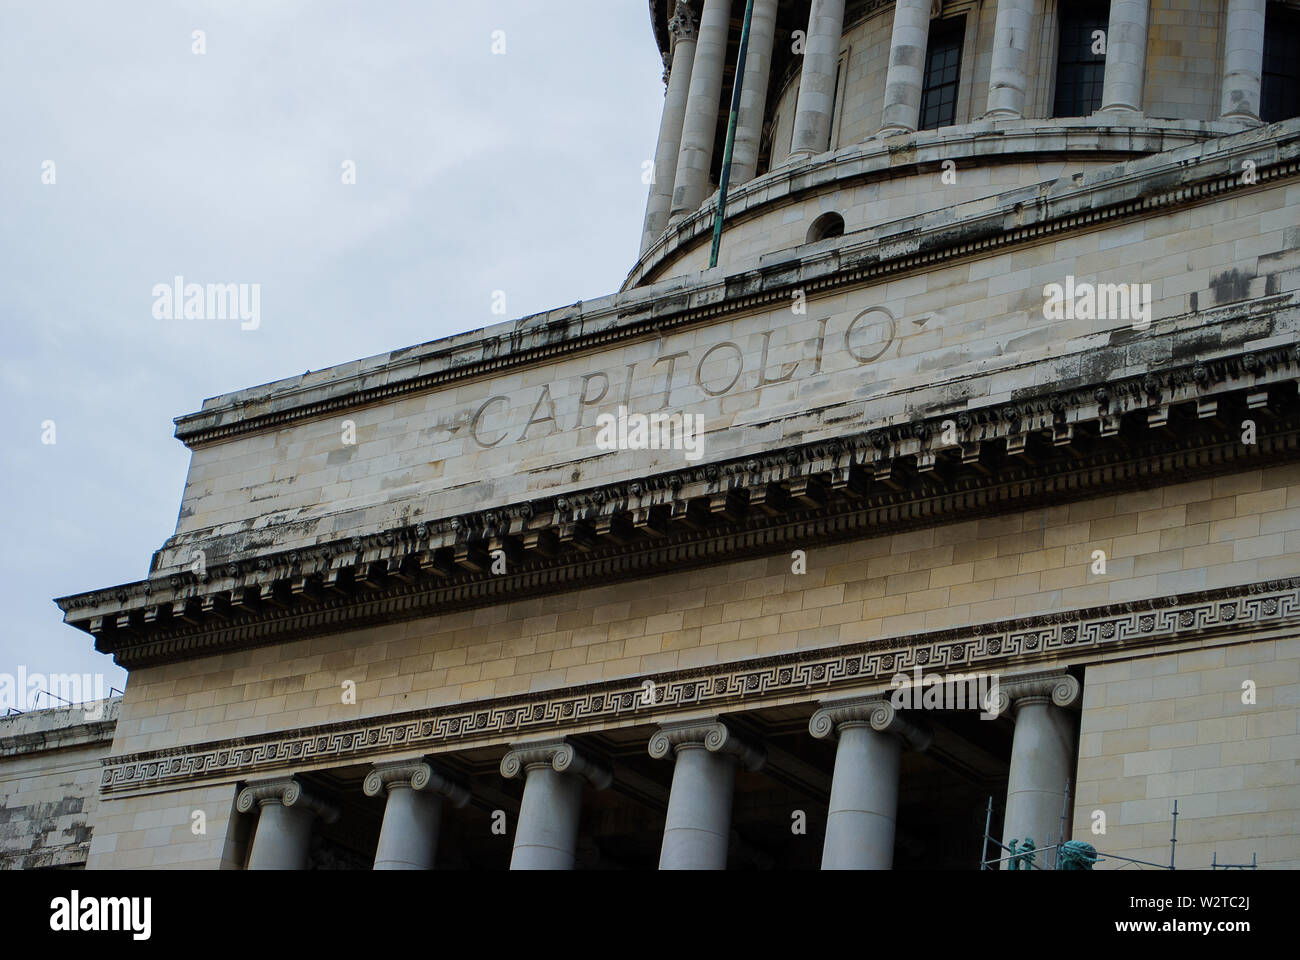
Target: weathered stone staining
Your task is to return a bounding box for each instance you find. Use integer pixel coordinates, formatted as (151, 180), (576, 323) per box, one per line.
(28, 1), (1300, 871)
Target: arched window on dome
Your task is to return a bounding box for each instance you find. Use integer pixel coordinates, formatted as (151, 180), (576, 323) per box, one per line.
(1052, 1), (1110, 117)
(807, 212), (845, 243)
(1261, 3), (1300, 122)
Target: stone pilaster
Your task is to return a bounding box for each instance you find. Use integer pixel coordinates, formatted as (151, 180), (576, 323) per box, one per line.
(670, 0), (734, 223)
(500, 739), (611, 870)
(788, 0), (848, 160)
(730, 0), (780, 185)
(641, 1), (701, 254)
(809, 697), (931, 869)
(1220, 0), (1266, 122)
(363, 759), (470, 870)
(236, 776), (339, 870)
(1098, 0), (1149, 115)
(985, 0), (1034, 119)
(878, 0), (932, 135)
(649, 717), (764, 870)
(993, 672), (1082, 869)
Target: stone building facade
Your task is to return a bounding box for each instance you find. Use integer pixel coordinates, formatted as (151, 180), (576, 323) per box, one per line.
(41, 0), (1300, 869)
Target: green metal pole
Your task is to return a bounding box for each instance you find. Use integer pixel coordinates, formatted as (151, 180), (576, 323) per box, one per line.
(709, 0), (756, 269)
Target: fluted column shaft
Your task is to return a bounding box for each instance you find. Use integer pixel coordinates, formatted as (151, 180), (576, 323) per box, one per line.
(650, 718), (765, 870)
(364, 759), (470, 870)
(997, 674), (1082, 869)
(1099, 0), (1149, 114)
(237, 777), (339, 870)
(1220, 0), (1266, 122)
(789, 0), (847, 159)
(641, 2), (700, 254)
(670, 0), (734, 222)
(879, 0), (932, 135)
(985, 0), (1035, 119)
(500, 739), (611, 870)
(810, 698), (931, 870)
(731, 0), (780, 184)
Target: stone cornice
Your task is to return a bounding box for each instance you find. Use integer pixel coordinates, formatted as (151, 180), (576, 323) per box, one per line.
(96, 576), (1300, 796)
(627, 116), (1290, 288)
(167, 120), (1299, 451)
(56, 328), (1300, 667)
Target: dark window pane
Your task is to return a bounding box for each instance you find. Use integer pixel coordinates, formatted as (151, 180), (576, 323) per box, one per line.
(919, 17), (965, 130)
(1053, 1), (1110, 117)
(1262, 3), (1300, 122)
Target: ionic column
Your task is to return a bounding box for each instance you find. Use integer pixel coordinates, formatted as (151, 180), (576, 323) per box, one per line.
(641, 2), (701, 254)
(730, 0), (780, 184)
(809, 697), (931, 869)
(788, 0), (847, 160)
(1220, 0), (1266, 122)
(500, 739), (611, 870)
(994, 673), (1082, 869)
(1098, 0), (1150, 115)
(363, 759), (470, 870)
(879, 0), (932, 135)
(985, 0), (1034, 119)
(670, 0), (734, 222)
(649, 717), (765, 870)
(236, 776), (339, 870)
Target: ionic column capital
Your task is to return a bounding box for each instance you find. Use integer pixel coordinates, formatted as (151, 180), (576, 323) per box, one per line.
(990, 672), (1082, 718)
(363, 758), (470, 808)
(500, 739), (612, 790)
(809, 697), (932, 751)
(236, 776), (340, 824)
(648, 718), (765, 771)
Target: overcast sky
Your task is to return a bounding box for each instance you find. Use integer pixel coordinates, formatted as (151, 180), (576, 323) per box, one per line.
(0, 1), (665, 703)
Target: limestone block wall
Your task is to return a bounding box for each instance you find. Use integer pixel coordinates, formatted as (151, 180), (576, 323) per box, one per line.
(109, 464), (1300, 757)
(160, 175), (1300, 572)
(0, 700), (118, 869)
(84, 782), (247, 870)
(1074, 637), (1300, 869)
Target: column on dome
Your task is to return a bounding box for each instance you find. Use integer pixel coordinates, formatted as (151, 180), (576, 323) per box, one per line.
(1098, 0), (1150, 115)
(641, 2), (702, 254)
(649, 717), (765, 869)
(809, 697), (931, 869)
(984, 0), (1036, 119)
(994, 672), (1082, 868)
(1220, 0), (1267, 122)
(670, 0), (734, 223)
(363, 758), (471, 870)
(236, 776), (340, 870)
(788, 0), (848, 159)
(730, 0), (781, 184)
(878, 0), (933, 135)
(499, 739), (611, 870)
